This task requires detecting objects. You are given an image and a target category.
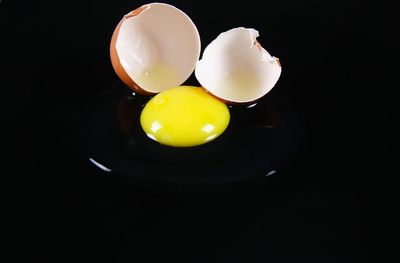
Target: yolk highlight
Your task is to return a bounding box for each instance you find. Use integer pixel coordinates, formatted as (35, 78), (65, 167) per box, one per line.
(140, 86), (230, 147)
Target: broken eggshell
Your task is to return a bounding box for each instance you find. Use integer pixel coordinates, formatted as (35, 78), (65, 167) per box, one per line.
(110, 4), (281, 105)
(195, 27), (282, 105)
(110, 3), (201, 95)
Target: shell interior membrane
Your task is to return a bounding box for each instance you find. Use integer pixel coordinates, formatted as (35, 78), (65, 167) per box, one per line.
(195, 27), (281, 103)
(115, 3), (201, 93)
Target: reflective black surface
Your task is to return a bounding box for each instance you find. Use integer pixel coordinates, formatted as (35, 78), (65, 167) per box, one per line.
(85, 83), (303, 187)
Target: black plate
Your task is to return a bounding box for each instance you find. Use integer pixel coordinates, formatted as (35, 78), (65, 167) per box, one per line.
(85, 83), (303, 187)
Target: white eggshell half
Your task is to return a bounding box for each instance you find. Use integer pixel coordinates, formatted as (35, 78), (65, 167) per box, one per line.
(195, 27), (282, 104)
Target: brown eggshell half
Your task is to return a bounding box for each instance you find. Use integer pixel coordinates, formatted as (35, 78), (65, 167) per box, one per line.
(109, 5), (154, 96)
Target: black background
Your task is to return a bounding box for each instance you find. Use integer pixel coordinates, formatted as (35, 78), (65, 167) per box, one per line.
(3, 0), (399, 262)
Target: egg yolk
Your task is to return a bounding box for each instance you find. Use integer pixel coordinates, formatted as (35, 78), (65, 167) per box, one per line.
(140, 86), (230, 147)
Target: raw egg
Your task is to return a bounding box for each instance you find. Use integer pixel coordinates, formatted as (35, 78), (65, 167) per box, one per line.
(140, 86), (230, 147)
(110, 3), (283, 147)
